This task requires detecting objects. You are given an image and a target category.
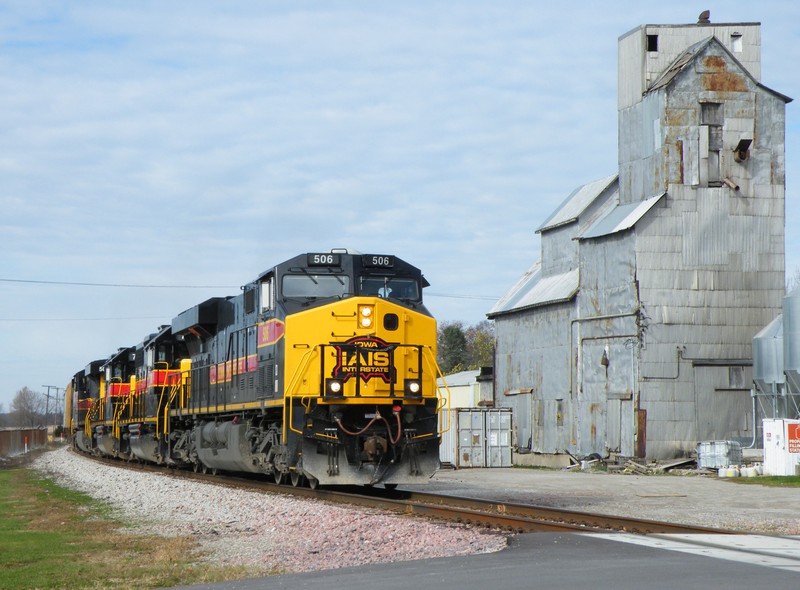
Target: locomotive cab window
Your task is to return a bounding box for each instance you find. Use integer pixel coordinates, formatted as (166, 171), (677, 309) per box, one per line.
(360, 277), (420, 301)
(282, 274), (350, 299)
(244, 287), (256, 314)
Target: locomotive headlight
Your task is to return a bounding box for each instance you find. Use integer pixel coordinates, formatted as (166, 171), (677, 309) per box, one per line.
(404, 379), (422, 397)
(326, 378), (344, 397)
(359, 305), (374, 328)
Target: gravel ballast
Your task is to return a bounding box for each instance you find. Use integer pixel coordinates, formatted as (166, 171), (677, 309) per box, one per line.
(32, 447), (508, 574)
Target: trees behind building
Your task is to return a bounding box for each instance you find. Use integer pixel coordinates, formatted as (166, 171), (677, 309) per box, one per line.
(437, 320), (494, 375)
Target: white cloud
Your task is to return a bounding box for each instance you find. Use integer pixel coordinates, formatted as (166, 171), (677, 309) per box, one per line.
(1, 1), (799, 407)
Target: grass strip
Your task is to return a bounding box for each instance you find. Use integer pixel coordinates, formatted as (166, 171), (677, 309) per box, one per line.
(0, 467), (258, 589)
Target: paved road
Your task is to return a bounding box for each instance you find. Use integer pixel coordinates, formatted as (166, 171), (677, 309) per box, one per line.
(172, 533), (800, 590)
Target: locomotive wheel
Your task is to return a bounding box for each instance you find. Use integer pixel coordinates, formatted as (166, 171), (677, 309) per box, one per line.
(290, 471), (302, 487)
(193, 461), (201, 473)
(307, 477), (319, 490)
(384, 483), (398, 490)
(211, 467), (219, 476)
(202, 464), (209, 475)
(273, 471), (284, 485)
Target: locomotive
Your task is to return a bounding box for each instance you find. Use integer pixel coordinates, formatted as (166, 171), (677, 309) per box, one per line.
(65, 250), (448, 487)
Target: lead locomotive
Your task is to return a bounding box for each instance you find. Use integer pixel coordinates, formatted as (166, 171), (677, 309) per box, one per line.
(65, 251), (447, 487)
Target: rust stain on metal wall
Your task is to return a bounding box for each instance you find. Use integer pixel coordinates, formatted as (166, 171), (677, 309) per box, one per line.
(665, 108), (689, 127)
(701, 56), (748, 92)
(703, 55), (726, 72)
(590, 402), (602, 441)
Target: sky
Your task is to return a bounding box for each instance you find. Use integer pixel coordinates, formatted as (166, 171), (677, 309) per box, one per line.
(2, 1), (800, 411)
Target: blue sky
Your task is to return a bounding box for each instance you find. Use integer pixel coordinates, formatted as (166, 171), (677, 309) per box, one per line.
(2, 2), (799, 411)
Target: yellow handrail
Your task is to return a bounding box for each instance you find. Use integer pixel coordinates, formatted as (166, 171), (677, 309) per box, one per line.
(422, 346), (452, 435)
(161, 378), (184, 436)
(84, 398), (101, 440)
(112, 400), (127, 439)
(283, 347), (320, 438)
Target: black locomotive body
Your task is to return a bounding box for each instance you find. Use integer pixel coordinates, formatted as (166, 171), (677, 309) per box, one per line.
(66, 250), (447, 487)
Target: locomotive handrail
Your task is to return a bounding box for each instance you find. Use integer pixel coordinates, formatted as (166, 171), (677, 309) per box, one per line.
(84, 398), (101, 440)
(422, 346), (452, 435)
(161, 380), (184, 435)
(112, 399), (126, 439)
(284, 346), (320, 438)
(153, 362), (171, 436)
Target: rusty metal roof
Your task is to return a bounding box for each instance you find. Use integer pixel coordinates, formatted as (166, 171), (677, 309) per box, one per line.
(646, 36), (792, 103)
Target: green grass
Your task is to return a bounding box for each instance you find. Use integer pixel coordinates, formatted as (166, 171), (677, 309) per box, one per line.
(726, 474), (800, 487)
(0, 467), (262, 590)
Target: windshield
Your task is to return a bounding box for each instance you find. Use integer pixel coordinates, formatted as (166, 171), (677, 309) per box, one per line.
(360, 277), (420, 301)
(282, 274), (350, 299)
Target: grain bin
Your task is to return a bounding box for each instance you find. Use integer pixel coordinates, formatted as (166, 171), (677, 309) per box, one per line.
(783, 292), (800, 393)
(753, 315), (784, 395)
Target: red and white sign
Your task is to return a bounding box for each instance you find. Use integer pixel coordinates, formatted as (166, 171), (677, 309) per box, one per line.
(788, 422), (800, 453)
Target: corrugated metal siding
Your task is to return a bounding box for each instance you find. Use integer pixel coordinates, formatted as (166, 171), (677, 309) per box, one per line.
(618, 22), (761, 111)
(494, 18), (785, 462)
(0, 428), (48, 457)
(494, 302), (574, 454)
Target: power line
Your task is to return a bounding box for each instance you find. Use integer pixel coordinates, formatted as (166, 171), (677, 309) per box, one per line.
(427, 292), (498, 301)
(0, 278), (236, 289)
(0, 278), (498, 301)
(0, 316), (167, 322)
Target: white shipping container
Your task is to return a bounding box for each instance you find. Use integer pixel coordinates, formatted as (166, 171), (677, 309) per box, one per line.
(762, 418), (800, 476)
(439, 408), (512, 468)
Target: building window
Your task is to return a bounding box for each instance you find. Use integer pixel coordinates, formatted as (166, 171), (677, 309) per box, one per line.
(700, 102), (723, 186)
(729, 366), (745, 389)
(731, 33), (743, 53)
(701, 102), (723, 126)
(647, 34), (658, 52)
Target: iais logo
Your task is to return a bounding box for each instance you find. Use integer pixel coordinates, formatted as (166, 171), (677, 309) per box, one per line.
(332, 336), (396, 384)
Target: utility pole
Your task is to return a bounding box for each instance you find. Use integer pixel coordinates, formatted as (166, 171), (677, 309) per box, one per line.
(42, 385), (64, 429)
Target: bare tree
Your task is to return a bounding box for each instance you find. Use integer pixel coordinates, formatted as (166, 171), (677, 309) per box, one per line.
(788, 267), (800, 294)
(11, 387), (45, 427)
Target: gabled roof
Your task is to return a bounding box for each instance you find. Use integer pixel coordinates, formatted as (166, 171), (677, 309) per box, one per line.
(536, 174), (618, 233)
(437, 369), (480, 387)
(488, 261), (578, 318)
(647, 36), (792, 103)
(580, 193), (665, 240)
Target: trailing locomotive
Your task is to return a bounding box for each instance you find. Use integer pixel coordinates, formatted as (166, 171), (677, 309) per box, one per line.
(65, 250), (448, 487)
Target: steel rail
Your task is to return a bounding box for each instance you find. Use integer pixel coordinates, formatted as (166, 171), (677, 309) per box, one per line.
(73, 450), (740, 536)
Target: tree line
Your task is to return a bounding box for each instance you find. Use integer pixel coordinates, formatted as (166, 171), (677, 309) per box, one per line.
(0, 387), (64, 429)
(436, 320), (494, 375)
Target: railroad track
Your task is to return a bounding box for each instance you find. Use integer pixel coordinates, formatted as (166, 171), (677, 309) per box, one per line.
(81, 451), (738, 536)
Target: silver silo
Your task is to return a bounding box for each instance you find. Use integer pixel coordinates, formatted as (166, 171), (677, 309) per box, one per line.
(753, 314), (783, 395)
(783, 291), (800, 394)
